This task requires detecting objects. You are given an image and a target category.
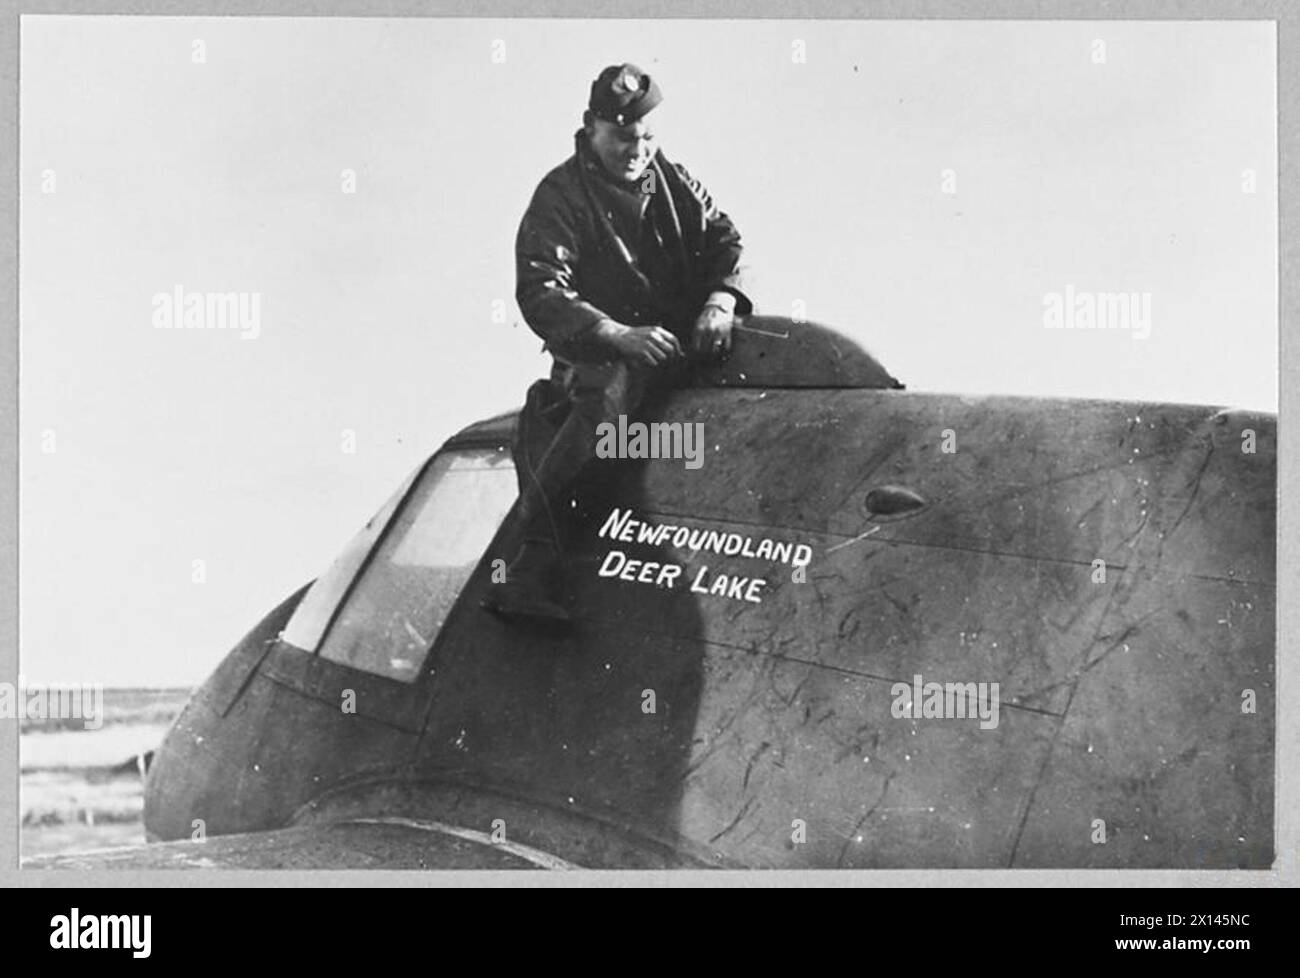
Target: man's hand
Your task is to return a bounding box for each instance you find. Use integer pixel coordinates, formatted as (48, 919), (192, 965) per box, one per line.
(594, 320), (684, 367)
(692, 292), (736, 358)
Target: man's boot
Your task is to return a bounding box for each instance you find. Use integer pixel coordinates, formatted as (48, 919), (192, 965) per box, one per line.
(480, 538), (572, 630)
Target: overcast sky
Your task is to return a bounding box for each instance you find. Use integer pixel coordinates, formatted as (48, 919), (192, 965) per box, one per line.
(20, 17), (1275, 686)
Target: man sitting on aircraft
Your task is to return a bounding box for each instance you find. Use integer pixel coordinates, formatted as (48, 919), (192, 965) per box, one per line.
(483, 62), (752, 627)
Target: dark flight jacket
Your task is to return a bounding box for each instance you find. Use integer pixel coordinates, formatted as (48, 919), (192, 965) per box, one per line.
(515, 131), (752, 366)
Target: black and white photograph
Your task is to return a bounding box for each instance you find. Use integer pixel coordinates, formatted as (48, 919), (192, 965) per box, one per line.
(6, 10), (1287, 886)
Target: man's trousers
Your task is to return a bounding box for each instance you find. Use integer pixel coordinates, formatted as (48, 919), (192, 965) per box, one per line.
(510, 357), (689, 551)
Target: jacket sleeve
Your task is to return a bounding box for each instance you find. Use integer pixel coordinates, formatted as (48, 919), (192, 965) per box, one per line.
(515, 177), (613, 360)
(672, 163), (753, 315)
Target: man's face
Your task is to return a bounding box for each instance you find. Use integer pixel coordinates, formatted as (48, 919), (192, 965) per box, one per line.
(587, 116), (657, 183)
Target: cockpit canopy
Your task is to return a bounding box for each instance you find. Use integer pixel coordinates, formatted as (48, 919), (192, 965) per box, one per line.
(280, 445), (517, 682)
